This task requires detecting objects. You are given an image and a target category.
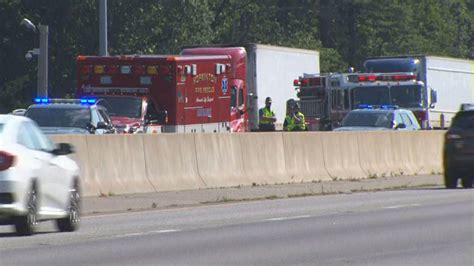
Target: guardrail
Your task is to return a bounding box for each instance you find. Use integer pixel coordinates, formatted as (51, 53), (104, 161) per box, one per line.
(51, 131), (445, 197)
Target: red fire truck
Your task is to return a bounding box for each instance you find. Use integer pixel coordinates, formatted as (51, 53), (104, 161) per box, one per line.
(76, 53), (246, 133)
(294, 72), (422, 130)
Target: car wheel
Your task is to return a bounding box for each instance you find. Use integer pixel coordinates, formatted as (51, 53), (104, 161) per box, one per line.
(461, 176), (473, 189)
(444, 168), (458, 189)
(56, 181), (81, 232)
(15, 185), (38, 236)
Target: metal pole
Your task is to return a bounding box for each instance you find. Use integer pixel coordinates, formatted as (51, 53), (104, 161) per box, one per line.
(38, 25), (48, 98)
(99, 0), (108, 56)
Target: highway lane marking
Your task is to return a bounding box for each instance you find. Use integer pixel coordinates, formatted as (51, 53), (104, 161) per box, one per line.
(150, 229), (181, 234)
(114, 229), (181, 238)
(264, 215), (311, 222)
(382, 203), (421, 209)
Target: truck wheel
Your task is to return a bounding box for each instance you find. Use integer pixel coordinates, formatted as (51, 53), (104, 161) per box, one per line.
(444, 169), (458, 189)
(15, 186), (38, 236)
(461, 176), (473, 189)
(56, 181), (81, 232)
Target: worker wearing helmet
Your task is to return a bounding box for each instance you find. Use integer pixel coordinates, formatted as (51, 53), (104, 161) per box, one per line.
(284, 99), (306, 131)
(258, 96), (277, 131)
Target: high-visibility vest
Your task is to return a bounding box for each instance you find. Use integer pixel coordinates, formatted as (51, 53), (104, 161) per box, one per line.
(285, 112), (306, 131)
(259, 107), (275, 125)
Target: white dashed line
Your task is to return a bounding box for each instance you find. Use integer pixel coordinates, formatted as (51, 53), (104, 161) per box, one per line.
(383, 203), (421, 209)
(150, 229), (181, 234)
(264, 215), (311, 222)
(114, 229), (180, 238)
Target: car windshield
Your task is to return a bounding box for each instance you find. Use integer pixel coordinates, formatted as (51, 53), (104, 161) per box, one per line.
(352, 86), (390, 106)
(341, 112), (393, 128)
(451, 112), (474, 129)
(390, 85), (422, 108)
(26, 107), (91, 128)
(96, 96), (142, 118)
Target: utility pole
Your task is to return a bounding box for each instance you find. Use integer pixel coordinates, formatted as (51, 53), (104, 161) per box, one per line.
(22, 18), (49, 98)
(38, 25), (48, 98)
(99, 0), (108, 56)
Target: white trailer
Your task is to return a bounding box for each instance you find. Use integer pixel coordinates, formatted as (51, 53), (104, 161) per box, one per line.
(425, 56), (474, 128)
(246, 44), (320, 130)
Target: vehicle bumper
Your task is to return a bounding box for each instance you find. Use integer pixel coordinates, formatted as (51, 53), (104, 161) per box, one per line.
(0, 175), (28, 217)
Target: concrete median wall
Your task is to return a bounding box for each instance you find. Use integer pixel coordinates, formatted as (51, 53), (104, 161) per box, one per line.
(282, 132), (331, 182)
(322, 132), (367, 180)
(143, 134), (206, 192)
(51, 131), (445, 196)
(239, 133), (289, 185)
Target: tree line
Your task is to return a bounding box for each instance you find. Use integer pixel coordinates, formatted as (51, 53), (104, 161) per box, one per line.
(1, 0), (472, 112)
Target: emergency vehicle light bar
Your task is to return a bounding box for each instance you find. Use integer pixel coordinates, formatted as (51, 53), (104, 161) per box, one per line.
(354, 73), (417, 82)
(34, 98), (97, 104)
(358, 104), (399, 110)
(294, 77), (323, 87)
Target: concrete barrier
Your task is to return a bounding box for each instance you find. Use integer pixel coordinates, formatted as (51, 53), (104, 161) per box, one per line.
(412, 131), (445, 175)
(322, 132), (367, 180)
(50, 131), (445, 195)
(85, 135), (154, 196)
(239, 133), (289, 185)
(390, 132), (423, 176)
(357, 131), (399, 178)
(142, 134), (206, 191)
(282, 132), (331, 182)
(194, 133), (250, 188)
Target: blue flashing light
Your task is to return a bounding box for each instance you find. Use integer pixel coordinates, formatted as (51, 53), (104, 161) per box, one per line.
(380, 105), (399, 110)
(80, 98), (97, 105)
(34, 98), (50, 104)
(358, 104), (373, 109)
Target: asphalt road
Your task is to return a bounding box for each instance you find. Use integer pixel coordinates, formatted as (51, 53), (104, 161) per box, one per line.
(0, 187), (472, 265)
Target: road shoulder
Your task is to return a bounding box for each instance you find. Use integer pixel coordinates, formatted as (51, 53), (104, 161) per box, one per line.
(83, 175), (443, 215)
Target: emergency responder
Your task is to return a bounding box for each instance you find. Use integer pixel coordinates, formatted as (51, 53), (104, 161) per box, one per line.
(284, 99), (306, 131)
(258, 96), (277, 131)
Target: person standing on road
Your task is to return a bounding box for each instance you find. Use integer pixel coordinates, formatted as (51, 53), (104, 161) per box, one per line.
(284, 99), (306, 131)
(258, 97), (277, 131)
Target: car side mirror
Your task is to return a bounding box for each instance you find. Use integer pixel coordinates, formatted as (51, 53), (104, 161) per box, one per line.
(395, 123), (407, 129)
(52, 143), (74, 156)
(145, 111), (168, 125)
(96, 121), (107, 129)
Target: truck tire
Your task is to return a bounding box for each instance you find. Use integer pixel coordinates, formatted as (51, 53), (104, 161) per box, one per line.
(56, 181), (81, 232)
(444, 169), (458, 189)
(15, 185), (38, 236)
(461, 176), (473, 189)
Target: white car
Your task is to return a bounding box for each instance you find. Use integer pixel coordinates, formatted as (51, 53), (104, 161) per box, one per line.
(0, 115), (81, 235)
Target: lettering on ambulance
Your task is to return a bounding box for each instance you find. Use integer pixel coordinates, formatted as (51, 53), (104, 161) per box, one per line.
(196, 96), (214, 103)
(195, 87), (215, 94)
(192, 73), (217, 85)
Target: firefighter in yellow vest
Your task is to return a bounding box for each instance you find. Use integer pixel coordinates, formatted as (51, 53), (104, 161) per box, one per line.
(258, 97), (277, 131)
(284, 99), (306, 131)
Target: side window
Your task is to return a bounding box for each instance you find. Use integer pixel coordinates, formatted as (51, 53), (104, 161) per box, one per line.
(238, 88), (244, 107)
(394, 113), (404, 125)
(401, 113), (413, 126)
(343, 90), (350, 110)
(230, 86), (237, 108)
